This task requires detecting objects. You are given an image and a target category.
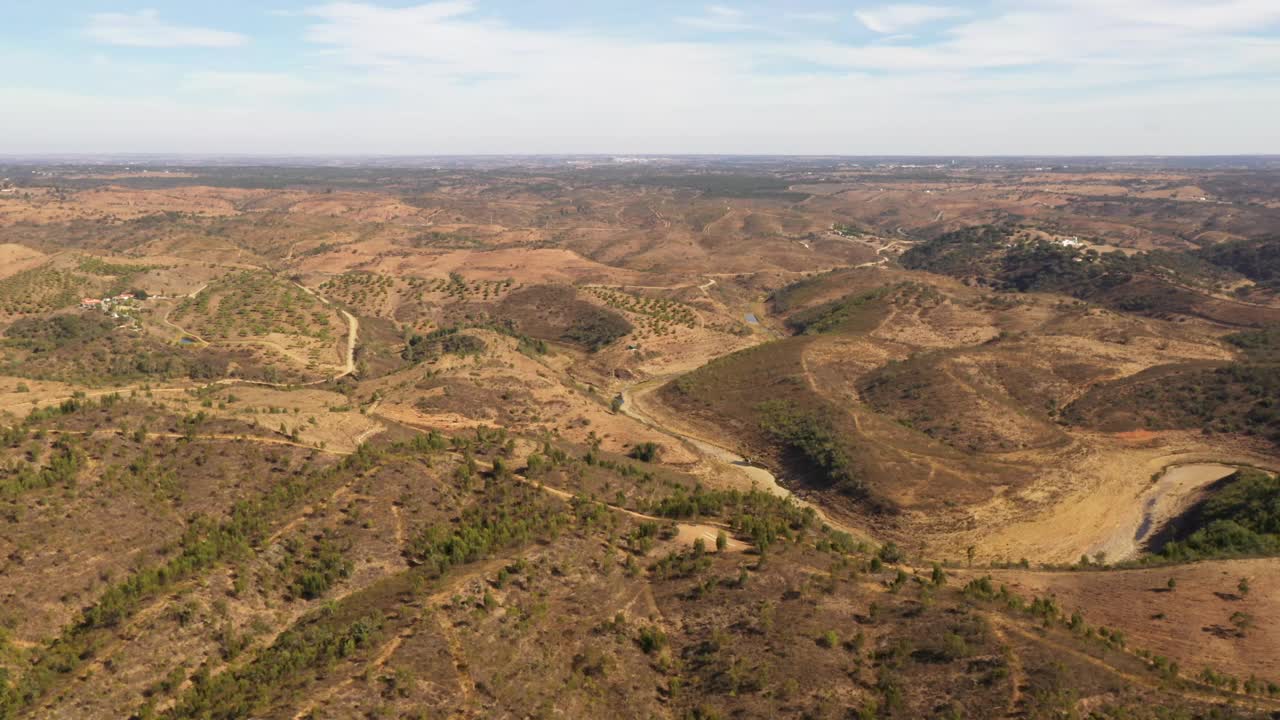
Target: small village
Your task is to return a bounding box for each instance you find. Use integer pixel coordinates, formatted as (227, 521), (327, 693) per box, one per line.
(80, 292), (145, 319)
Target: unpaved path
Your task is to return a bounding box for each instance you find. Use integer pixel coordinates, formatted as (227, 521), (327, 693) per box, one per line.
(291, 280), (358, 378)
(961, 557), (1280, 684)
(159, 276), (358, 385)
(989, 622), (1026, 716)
(0, 384), (196, 414)
(52, 428), (347, 455)
(989, 612), (1280, 712)
(287, 555), (518, 720)
(619, 377), (786, 495)
(158, 282), (211, 343)
(618, 375), (868, 542)
(32, 405), (758, 554)
(477, 459), (749, 553)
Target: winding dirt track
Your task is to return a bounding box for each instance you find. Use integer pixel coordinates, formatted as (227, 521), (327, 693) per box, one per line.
(618, 375), (868, 542)
(291, 280), (359, 379)
(158, 278), (359, 387)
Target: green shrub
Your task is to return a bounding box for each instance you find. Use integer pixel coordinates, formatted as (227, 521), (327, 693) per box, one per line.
(1159, 470), (1280, 561)
(628, 441), (660, 462)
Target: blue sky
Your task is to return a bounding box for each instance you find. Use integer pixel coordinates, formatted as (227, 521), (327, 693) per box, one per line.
(2, 1), (1278, 154)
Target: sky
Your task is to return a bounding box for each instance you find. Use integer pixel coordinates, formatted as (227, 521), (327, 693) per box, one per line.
(2, 1), (1279, 155)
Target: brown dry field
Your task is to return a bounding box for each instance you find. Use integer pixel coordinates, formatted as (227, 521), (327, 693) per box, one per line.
(298, 245), (651, 286)
(962, 431), (1278, 565)
(956, 558), (1280, 683)
(641, 263), (1276, 565)
(149, 385), (384, 454)
(0, 244), (50, 279)
(361, 331), (705, 464)
(0, 164), (1277, 716)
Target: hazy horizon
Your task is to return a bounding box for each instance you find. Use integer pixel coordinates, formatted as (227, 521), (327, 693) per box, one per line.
(4, 152), (1280, 159)
(4, 1), (1279, 155)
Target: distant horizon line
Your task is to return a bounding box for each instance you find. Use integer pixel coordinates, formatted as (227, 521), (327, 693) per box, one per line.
(3, 152), (1279, 159)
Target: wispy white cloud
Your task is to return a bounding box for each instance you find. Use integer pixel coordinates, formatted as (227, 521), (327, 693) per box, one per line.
(294, 1), (1280, 101)
(1041, 0), (1280, 32)
(855, 4), (967, 34)
(676, 5), (754, 32)
(784, 11), (841, 24)
(86, 10), (248, 48)
(9, 1), (1277, 154)
(183, 71), (320, 96)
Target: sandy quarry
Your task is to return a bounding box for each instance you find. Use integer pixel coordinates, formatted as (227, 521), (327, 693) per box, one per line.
(969, 431), (1279, 565)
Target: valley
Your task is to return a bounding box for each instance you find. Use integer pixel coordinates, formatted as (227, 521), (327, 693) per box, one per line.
(0, 156), (1277, 718)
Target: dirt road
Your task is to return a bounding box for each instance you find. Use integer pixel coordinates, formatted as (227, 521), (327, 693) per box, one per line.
(161, 279), (359, 385)
(291, 280), (358, 378)
(618, 376), (868, 542)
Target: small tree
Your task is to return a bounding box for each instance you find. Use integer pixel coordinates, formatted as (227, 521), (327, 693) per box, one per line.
(716, 530), (728, 552)
(629, 441), (660, 463)
(942, 632), (969, 660)
(492, 457), (510, 480)
(877, 542), (903, 564)
(1230, 611), (1253, 637)
(637, 626), (667, 654)
(1237, 577), (1251, 598)
(931, 563), (947, 587)
(1167, 578), (1177, 591)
